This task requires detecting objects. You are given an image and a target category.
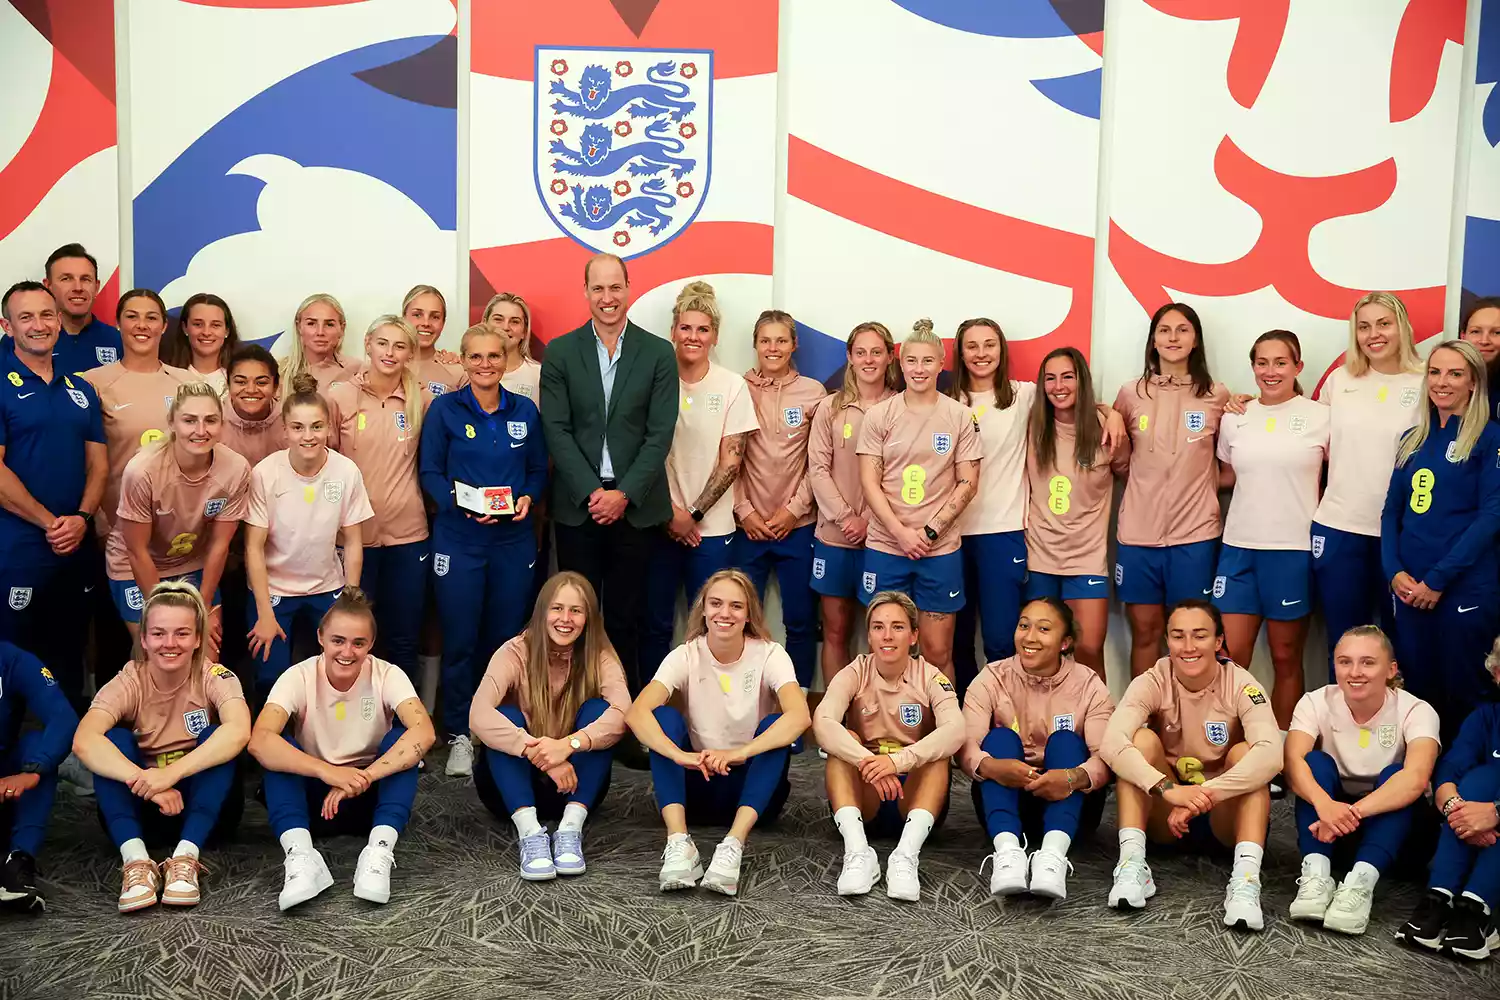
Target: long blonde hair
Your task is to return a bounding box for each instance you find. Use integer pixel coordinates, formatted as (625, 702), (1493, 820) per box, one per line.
(684, 569), (770, 643)
(835, 321), (899, 410)
(1395, 339), (1491, 467)
(482, 292), (534, 360)
(522, 572), (616, 739)
(362, 314), (424, 437)
(401, 284), (446, 319)
(1345, 291), (1422, 378)
(136, 581), (214, 700)
(281, 293), (347, 388)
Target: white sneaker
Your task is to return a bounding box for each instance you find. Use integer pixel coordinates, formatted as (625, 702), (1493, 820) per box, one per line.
(353, 845), (395, 904)
(701, 838), (743, 896)
(1028, 848), (1072, 900)
(1322, 872), (1376, 935)
(659, 836), (703, 891)
(983, 845), (1029, 897)
(445, 735), (474, 777)
(1223, 871), (1265, 931)
(278, 847), (334, 911)
(837, 846), (881, 896)
(1108, 856), (1155, 910)
(1288, 864), (1336, 923)
(886, 850), (921, 902)
(58, 752), (95, 797)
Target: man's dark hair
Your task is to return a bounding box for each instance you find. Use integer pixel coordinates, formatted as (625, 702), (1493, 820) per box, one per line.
(2, 280), (50, 321)
(44, 243), (99, 282)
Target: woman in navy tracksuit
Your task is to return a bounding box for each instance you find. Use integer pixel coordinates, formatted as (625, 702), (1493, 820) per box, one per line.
(1381, 340), (1500, 746)
(419, 326), (548, 776)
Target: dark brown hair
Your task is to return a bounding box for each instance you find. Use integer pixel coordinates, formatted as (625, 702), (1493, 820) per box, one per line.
(949, 318), (1016, 409)
(1141, 302), (1214, 398)
(1031, 346), (1102, 471)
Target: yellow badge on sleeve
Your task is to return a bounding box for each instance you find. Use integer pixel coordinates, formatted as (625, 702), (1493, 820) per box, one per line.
(1242, 683), (1266, 706)
(209, 664), (233, 679)
(934, 672), (954, 692)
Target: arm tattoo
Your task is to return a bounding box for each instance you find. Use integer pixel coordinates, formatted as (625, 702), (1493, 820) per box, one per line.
(921, 611), (951, 622)
(927, 476), (976, 535)
(692, 434), (746, 511)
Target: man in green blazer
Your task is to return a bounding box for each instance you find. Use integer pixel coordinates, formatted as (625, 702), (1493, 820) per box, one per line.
(540, 253), (678, 692)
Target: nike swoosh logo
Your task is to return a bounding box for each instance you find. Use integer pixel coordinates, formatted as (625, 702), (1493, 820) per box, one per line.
(948, 590), (960, 598)
(510, 441), (525, 448)
(16, 392), (34, 399)
(83, 585), (94, 593)
(112, 403), (131, 410)
(1011, 557), (1025, 564)
(528, 561), (537, 569)
(723, 538), (731, 545)
(419, 554), (429, 562)
(1087, 579), (1104, 586)
(1186, 434), (1207, 443)
(1491, 750), (1500, 758)
(1459, 605), (1478, 613)
(1281, 599), (1302, 606)
(1202, 589), (1213, 596)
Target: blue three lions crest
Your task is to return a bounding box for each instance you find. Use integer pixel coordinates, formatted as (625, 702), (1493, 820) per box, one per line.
(536, 47), (713, 258)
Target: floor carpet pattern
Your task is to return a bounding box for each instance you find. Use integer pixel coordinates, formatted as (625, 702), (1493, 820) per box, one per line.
(2, 750), (1496, 1000)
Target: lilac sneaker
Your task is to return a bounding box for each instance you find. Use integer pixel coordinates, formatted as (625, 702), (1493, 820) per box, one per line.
(519, 830), (556, 881)
(552, 829), (586, 876)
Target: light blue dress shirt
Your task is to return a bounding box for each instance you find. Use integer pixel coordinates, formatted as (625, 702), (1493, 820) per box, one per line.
(593, 322), (624, 479)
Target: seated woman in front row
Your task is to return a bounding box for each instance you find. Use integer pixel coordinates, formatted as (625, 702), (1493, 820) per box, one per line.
(625, 569), (810, 898)
(961, 596), (1114, 902)
(1397, 636), (1500, 962)
(813, 590), (962, 902)
(248, 588), (434, 912)
(72, 582), (251, 913)
(471, 571), (630, 882)
(1100, 598), (1280, 932)
(1284, 625), (1438, 936)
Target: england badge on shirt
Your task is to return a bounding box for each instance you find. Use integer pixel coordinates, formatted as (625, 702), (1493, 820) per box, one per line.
(1289, 415), (1307, 434)
(1184, 411), (1205, 432)
(204, 497), (227, 518)
(1053, 713), (1075, 732)
(784, 406), (803, 428)
(428, 382), (447, 396)
(707, 393), (723, 413)
(811, 557), (825, 580)
(67, 388), (89, 409)
(183, 708), (210, 737)
(1204, 720), (1229, 747)
(1400, 387), (1419, 408)
(95, 347), (118, 365)
(1446, 440), (1460, 463)
(1311, 535), (1325, 558)
(361, 696), (376, 723)
(507, 420), (528, 440)
(323, 481), (344, 503)
(7, 587), (31, 611)
(898, 703), (923, 728)
(433, 553), (450, 577)
(395, 411), (409, 433)
(932, 432), (952, 455)
(1378, 724), (1397, 749)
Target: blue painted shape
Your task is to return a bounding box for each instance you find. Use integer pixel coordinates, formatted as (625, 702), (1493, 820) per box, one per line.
(1463, 216), (1500, 298)
(1481, 0), (1500, 146)
(133, 35), (457, 291)
(792, 321), (852, 385)
(1030, 68), (1102, 120)
(889, 0), (1075, 38)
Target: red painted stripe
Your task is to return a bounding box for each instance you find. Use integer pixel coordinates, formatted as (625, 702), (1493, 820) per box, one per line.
(469, 221), (773, 341)
(786, 135), (1094, 364)
(1143, 0), (1289, 109)
(471, 0), (777, 81)
(1389, 0), (1466, 123)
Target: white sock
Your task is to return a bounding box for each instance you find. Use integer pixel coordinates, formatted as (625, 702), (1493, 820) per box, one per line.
(1302, 853), (1331, 879)
(1118, 827), (1146, 861)
(719, 834), (743, 850)
(1232, 841), (1264, 877)
(511, 806), (542, 838)
(1040, 830), (1072, 857)
(559, 802), (589, 833)
(369, 825), (399, 850)
(992, 831), (1022, 853)
(895, 808), (935, 857)
(834, 806), (868, 853)
(667, 831), (692, 846)
(120, 838), (149, 864)
(279, 828), (314, 855)
(172, 840), (199, 861)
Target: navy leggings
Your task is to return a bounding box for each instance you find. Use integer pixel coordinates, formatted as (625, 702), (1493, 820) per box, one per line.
(1429, 760), (1500, 908)
(263, 725), (416, 838)
(1295, 751), (1414, 872)
(94, 725), (243, 848)
(970, 726), (1107, 844)
(649, 706), (791, 825)
(475, 699), (615, 822)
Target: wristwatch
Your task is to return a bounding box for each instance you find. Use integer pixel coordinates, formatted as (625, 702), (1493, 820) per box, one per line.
(75, 510), (94, 526)
(689, 506), (704, 522)
(923, 525), (939, 542)
(569, 736), (583, 752)
(1150, 777), (1175, 796)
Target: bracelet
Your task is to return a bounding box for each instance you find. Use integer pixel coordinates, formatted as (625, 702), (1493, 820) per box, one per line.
(1442, 795), (1463, 816)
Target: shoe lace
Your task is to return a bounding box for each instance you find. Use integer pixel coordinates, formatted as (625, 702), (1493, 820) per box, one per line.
(284, 849), (317, 880)
(360, 846), (396, 876)
(1331, 882), (1371, 911)
(520, 832), (552, 866)
(449, 735), (473, 756)
(662, 838), (694, 866)
(1294, 873), (1334, 897)
(1226, 873), (1261, 904)
(1032, 849), (1072, 878)
(162, 855), (207, 886)
(887, 851), (918, 881)
(712, 839), (743, 868)
(1113, 857), (1149, 885)
(842, 848), (875, 874)
(122, 859), (158, 892)
(553, 829), (583, 857)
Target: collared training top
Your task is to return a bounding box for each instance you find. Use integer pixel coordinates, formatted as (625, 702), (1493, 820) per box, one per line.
(418, 385), (548, 542)
(0, 350), (104, 560)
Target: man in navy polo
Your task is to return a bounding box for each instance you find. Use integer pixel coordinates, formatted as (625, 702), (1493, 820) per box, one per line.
(43, 243), (121, 376)
(0, 281), (106, 716)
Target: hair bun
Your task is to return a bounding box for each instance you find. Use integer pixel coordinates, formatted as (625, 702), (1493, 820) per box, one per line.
(289, 372), (319, 396)
(913, 317), (935, 336)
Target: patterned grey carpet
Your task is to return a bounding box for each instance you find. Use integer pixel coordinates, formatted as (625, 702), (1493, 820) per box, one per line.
(1, 748), (1495, 1000)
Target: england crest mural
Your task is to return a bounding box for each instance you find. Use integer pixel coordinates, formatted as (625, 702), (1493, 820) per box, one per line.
(535, 48), (713, 257)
